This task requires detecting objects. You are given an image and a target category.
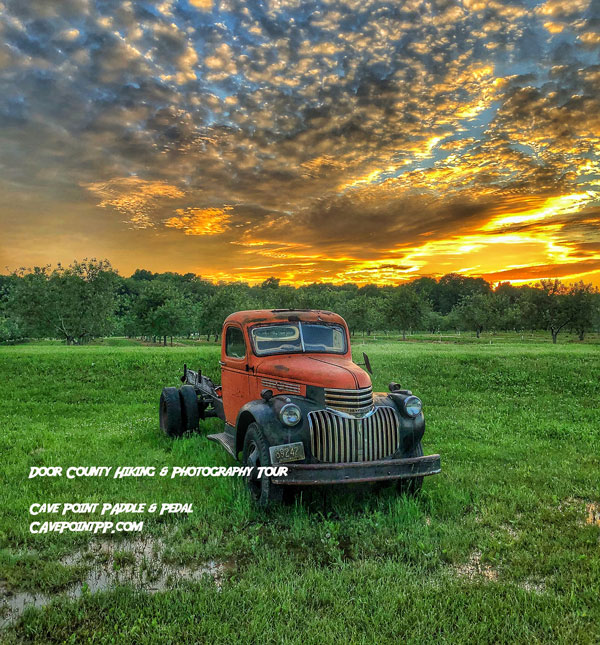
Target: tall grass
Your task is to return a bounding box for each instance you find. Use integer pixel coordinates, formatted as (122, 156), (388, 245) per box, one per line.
(0, 341), (599, 643)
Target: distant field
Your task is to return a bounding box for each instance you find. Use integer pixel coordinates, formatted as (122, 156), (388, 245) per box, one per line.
(1, 341), (599, 643)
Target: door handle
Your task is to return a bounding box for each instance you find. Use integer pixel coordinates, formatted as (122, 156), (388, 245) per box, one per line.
(219, 360), (225, 366)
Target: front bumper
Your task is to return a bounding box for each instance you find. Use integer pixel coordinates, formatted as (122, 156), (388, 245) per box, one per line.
(271, 453), (441, 485)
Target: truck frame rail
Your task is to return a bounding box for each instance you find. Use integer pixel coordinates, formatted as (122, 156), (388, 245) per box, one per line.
(181, 364), (225, 421)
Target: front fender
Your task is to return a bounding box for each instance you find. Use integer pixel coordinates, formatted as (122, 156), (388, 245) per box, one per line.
(234, 396), (315, 458)
(374, 392), (425, 455)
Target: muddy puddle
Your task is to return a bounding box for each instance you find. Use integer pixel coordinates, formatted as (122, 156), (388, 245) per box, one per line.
(454, 549), (498, 582)
(558, 498), (600, 527)
(1, 535), (234, 628)
(586, 502), (600, 526)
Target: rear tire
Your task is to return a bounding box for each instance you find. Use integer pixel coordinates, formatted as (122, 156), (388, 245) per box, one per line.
(242, 423), (283, 508)
(159, 387), (185, 437)
(396, 441), (424, 496)
(179, 385), (200, 431)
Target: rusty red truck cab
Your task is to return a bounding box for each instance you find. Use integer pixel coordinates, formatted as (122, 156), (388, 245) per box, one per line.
(159, 309), (440, 506)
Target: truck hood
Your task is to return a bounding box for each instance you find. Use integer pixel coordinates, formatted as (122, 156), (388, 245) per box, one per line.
(255, 354), (371, 390)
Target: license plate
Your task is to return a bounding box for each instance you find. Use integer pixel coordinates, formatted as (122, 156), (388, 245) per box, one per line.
(269, 442), (305, 464)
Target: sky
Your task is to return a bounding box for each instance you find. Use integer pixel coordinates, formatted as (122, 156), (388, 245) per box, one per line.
(0, 0), (599, 286)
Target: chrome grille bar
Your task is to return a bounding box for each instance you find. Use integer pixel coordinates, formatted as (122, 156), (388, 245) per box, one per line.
(308, 407), (400, 463)
(324, 386), (374, 414)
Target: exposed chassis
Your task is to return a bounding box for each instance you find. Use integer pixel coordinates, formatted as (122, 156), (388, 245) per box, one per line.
(181, 365), (225, 421)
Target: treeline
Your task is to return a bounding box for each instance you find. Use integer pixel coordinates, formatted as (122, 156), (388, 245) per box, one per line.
(0, 260), (599, 345)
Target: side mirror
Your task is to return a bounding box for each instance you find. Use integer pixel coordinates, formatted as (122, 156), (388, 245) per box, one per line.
(362, 352), (373, 375)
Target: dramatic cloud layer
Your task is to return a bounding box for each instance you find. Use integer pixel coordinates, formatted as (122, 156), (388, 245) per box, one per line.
(0, 0), (599, 284)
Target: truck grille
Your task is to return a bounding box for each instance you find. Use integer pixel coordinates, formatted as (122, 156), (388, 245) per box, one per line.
(308, 407), (400, 463)
(324, 386), (373, 415)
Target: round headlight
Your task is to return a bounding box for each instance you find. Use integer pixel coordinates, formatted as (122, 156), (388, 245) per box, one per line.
(404, 396), (422, 417)
(280, 403), (302, 426)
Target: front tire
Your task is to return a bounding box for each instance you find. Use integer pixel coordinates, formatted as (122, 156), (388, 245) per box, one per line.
(396, 441), (424, 496)
(159, 387), (185, 437)
(242, 423), (283, 507)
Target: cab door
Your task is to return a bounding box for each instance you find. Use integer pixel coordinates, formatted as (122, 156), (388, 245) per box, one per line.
(220, 324), (251, 426)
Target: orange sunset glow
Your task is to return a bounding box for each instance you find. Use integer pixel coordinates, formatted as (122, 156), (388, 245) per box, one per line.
(0, 0), (599, 285)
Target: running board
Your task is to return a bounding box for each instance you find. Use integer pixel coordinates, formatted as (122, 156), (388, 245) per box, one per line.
(207, 432), (237, 459)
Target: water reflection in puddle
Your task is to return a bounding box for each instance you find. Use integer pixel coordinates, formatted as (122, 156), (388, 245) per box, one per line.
(1, 535), (234, 628)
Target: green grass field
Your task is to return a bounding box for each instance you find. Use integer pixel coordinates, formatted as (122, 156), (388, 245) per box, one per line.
(1, 340), (599, 643)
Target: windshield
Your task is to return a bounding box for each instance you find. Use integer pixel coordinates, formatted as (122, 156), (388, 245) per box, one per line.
(250, 322), (347, 356)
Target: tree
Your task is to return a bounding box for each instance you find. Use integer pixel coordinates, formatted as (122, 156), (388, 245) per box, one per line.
(10, 260), (118, 344)
(422, 309), (446, 334)
(295, 283), (340, 311)
(261, 276), (280, 289)
(150, 297), (188, 345)
(0, 274), (23, 343)
(453, 293), (494, 338)
(385, 285), (426, 340)
(494, 281), (522, 304)
(432, 273), (491, 314)
(496, 296), (525, 332)
(276, 285), (300, 309)
(199, 283), (257, 341)
(130, 268), (157, 281)
(524, 280), (572, 344)
(134, 280), (189, 345)
(567, 281), (598, 341)
(342, 296), (383, 336)
(411, 276), (437, 303)
(9, 267), (54, 339)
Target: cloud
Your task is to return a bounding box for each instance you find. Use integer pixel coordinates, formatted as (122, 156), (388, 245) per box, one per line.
(482, 258), (600, 282)
(83, 178), (185, 229)
(189, 0), (213, 10)
(0, 0), (599, 284)
(164, 206), (232, 235)
(536, 0), (591, 19)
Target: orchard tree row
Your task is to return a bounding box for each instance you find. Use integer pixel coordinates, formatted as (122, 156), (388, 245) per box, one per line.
(0, 260), (598, 345)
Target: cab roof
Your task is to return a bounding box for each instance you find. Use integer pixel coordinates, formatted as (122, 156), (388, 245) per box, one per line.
(224, 309), (347, 327)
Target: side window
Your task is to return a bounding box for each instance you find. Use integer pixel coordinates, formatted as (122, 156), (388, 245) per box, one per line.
(225, 326), (246, 359)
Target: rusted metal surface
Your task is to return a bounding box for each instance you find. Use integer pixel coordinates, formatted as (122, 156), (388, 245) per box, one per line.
(224, 309), (345, 327)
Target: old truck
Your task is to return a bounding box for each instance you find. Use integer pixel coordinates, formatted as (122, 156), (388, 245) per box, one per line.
(159, 309), (441, 506)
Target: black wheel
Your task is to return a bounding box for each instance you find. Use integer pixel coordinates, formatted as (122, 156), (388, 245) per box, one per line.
(242, 423), (283, 507)
(159, 387), (184, 437)
(179, 385), (200, 431)
(396, 441), (424, 496)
